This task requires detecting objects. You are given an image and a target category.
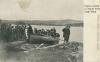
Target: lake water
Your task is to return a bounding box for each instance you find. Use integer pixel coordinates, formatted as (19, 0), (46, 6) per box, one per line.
(32, 25), (83, 43)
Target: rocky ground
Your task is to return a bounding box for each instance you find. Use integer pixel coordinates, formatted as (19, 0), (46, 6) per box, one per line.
(0, 41), (83, 62)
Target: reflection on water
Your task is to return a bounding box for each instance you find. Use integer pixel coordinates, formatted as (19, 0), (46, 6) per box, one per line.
(32, 25), (83, 42)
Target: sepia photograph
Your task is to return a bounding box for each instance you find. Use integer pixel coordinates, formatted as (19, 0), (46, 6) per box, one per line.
(0, 0), (83, 62)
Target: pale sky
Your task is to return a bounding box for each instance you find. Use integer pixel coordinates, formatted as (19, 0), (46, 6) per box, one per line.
(0, 0), (83, 20)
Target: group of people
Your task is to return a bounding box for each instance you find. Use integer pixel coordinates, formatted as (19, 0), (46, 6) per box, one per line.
(27, 25), (71, 44)
(0, 23), (26, 41)
(34, 28), (60, 38)
(0, 23), (70, 43)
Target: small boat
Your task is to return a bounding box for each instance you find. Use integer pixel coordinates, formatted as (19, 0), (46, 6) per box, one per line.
(29, 35), (59, 45)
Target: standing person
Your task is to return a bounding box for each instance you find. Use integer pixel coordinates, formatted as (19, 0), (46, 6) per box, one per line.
(62, 25), (70, 43)
(34, 28), (38, 35)
(25, 25), (28, 40)
(27, 24), (33, 43)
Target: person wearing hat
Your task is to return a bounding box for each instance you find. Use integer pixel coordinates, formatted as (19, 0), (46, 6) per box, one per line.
(62, 25), (70, 43)
(27, 24), (33, 43)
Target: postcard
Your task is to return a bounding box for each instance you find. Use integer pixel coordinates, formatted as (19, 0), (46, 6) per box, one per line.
(0, 0), (99, 62)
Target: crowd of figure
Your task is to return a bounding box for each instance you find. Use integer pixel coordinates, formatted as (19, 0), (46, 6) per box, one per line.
(0, 23), (26, 42)
(0, 23), (70, 44)
(0, 23), (61, 42)
(34, 28), (60, 38)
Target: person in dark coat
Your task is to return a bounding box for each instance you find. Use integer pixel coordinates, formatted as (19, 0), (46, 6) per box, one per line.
(27, 24), (33, 43)
(34, 28), (38, 35)
(62, 25), (70, 43)
(27, 25), (33, 35)
(50, 28), (56, 38)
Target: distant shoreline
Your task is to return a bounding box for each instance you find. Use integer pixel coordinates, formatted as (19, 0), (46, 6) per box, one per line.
(0, 19), (83, 27)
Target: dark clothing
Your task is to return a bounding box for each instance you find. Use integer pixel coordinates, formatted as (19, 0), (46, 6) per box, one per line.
(27, 25), (33, 43)
(50, 28), (56, 37)
(63, 28), (70, 42)
(28, 26), (33, 35)
(64, 35), (70, 42)
(34, 28), (38, 34)
(56, 33), (60, 38)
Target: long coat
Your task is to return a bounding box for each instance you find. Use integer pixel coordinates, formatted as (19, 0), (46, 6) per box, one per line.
(62, 28), (70, 41)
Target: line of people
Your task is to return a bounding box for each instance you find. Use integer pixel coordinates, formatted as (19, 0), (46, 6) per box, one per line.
(0, 23), (26, 42)
(0, 23), (70, 44)
(0, 23), (60, 42)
